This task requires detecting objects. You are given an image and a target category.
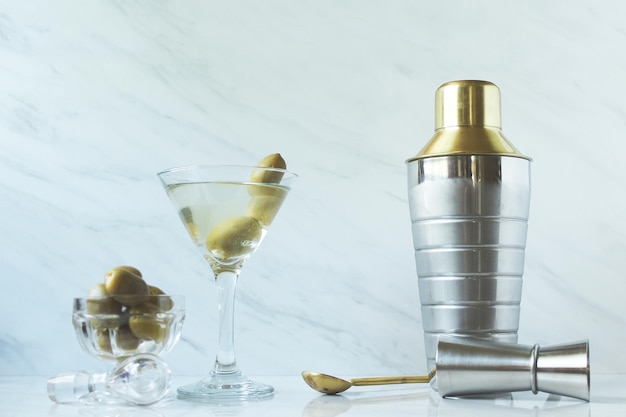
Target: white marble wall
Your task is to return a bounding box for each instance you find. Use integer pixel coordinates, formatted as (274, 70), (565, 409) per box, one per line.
(1, 0), (625, 378)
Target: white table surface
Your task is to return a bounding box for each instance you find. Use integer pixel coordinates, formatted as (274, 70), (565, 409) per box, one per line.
(1, 374), (623, 417)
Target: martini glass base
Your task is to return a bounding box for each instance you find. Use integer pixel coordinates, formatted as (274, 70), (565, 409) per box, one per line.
(177, 371), (274, 403)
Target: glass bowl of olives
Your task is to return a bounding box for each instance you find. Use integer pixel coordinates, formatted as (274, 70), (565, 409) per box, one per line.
(73, 294), (185, 361)
(73, 266), (185, 361)
(47, 267), (185, 406)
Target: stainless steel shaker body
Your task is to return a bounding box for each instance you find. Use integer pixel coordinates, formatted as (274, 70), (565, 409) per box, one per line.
(406, 80), (531, 376)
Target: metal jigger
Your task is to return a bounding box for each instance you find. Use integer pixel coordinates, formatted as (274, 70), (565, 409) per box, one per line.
(436, 338), (590, 401)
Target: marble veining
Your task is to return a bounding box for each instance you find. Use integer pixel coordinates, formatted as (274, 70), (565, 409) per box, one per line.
(1, 0), (625, 379)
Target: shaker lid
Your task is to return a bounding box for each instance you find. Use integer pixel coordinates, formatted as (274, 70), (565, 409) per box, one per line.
(407, 80), (530, 161)
(436, 79), (501, 129)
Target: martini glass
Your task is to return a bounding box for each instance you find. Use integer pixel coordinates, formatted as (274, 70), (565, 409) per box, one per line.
(157, 165), (296, 402)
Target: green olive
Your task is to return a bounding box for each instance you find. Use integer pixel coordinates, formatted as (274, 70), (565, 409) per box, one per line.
(148, 285), (174, 311)
(129, 303), (167, 343)
(246, 192), (287, 226)
(149, 285), (165, 295)
(206, 216), (262, 259)
(184, 222), (200, 242)
(104, 267), (149, 306)
(250, 153), (286, 184)
(86, 283), (125, 327)
(96, 326), (141, 355)
(96, 328), (113, 353)
(116, 265), (143, 277)
(86, 283), (120, 312)
(89, 282), (109, 297)
(249, 154), (288, 198)
(113, 324), (142, 351)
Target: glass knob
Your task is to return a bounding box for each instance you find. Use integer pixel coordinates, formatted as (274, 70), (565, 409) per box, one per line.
(47, 353), (171, 406)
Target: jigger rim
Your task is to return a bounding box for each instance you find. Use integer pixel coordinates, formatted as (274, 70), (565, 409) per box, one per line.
(536, 339), (590, 402)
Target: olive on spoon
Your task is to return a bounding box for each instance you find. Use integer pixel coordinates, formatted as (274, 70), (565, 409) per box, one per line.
(301, 371), (434, 395)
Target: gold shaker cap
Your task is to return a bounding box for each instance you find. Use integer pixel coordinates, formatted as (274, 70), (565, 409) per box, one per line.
(408, 80), (530, 161)
(435, 80), (501, 129)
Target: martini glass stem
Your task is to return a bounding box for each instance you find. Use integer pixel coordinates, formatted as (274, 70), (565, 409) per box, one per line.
(213, 270), (240, 375)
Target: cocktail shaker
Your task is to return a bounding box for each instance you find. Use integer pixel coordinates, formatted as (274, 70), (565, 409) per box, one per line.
(406, 80), (531, 379)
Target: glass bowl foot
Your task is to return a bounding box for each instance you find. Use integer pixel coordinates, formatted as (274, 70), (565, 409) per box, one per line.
(177, 372), (274, 404)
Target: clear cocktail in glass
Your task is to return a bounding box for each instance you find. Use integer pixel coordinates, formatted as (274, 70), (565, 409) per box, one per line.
(157, 165), (296, 402)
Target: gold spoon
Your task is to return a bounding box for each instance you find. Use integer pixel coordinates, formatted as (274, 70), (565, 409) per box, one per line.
(301, 369), (435, 395)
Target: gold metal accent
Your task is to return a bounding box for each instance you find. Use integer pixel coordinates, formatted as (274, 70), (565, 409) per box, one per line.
(407, 80), (530, 161)
(301, 370), (434, 395)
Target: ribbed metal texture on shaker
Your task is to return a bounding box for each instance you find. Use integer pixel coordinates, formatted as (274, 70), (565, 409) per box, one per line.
(406, 81), (531, 380)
